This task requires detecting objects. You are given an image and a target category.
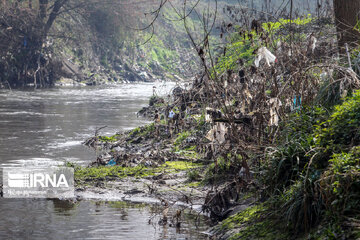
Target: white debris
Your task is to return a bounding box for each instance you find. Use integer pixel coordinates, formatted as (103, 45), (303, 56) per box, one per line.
(206, 123), (227, 144)
(205, 107), (222, 122)
(269, 97), (282, 126)
(309, 35), (317, 53)
(254, 47), (277, 67)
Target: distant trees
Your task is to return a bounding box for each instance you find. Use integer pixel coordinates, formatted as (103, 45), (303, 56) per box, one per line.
(0, 0), (70, 87)
(333, 0), (360, 52)
(0, 0), (160, 88)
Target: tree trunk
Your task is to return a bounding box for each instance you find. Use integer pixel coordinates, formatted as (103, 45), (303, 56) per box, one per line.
(334, 0), (360, 53)
(44, 0), (68, 35)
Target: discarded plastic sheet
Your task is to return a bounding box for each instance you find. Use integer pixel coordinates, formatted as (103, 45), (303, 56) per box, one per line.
(310, 35), (317, 53)
(269, 97), (282, 126)
(206, 123), (227, 144)
(291, 96), (301, 112)
(107, 159), (116, 166)
(168, 110), (175, 119)
(254, 47), (276, 67)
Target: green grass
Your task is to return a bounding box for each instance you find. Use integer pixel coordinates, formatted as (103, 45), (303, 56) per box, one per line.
(98, 134), (120, 142)
(128, 123), (155, 139)
(74, 161), (202, 182)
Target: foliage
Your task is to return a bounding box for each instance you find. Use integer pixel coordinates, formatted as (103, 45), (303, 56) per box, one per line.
(262, 15), (313, 32)
(279, 178), (323, 233)
(204, 154), (242, 184)
(128, 123), (156, 139)
(214, 15), (314, 74)
(74, 160), (202, 183)
(221, 205), (263, 230)
(186, 169), (202, 182)
(262, 106), (329, 193)
(173, 131), (192, 146)
(320, 147), (360, 216)
(218, 204), (292, 240)
(315, 90), (360, 162)
(260, 93), (360, 235)
(98, 134), (120, 142)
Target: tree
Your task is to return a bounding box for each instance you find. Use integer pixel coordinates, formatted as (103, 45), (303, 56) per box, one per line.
(334, 0), (360, 52)
(0, 0), (70, 87)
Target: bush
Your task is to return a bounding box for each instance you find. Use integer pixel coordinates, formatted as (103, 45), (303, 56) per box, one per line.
(262, 106), (328, 193)
(320, 146), (360, 216)
(280, 178), (323, 233)
(315, 90), (360, 158)
(204, 154), (243, 184)
(186, 169), (201, 182)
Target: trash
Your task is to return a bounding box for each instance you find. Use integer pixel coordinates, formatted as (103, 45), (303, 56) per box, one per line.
(309, 35), (317, 53)
(291, 96), (301, 112)
(206, 123), (227, 143)
(168, 110), (175, 119)
(254, 47), (276, 67)
(205, 108), (222, 122)
(269, 97), (282, 126)
(205, 128), (215, 141)
(106, 159), (116, 166)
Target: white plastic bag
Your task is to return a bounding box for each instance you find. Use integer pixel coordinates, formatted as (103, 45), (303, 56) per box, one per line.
(254, 47), (276, 67)
(269, 97), (282, 126)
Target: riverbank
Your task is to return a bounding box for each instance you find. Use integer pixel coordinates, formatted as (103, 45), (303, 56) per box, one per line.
(0, 83), (215, 239)
(74, 70), (360, 239)
(73, 88), (258, 238)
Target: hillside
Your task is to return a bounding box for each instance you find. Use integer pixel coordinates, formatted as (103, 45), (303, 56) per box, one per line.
(0, 0), (238, 87)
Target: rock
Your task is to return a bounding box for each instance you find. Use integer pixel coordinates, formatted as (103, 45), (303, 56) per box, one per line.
(61, 58), (84, 80)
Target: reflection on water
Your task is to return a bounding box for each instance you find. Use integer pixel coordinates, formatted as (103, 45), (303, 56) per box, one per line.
(0, 83), (210, 239)
(0, 198), (209, 239)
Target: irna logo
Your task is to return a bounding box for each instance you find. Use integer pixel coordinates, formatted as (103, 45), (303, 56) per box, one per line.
(8, 172), (69, 188)
(2, 167), (74, 198)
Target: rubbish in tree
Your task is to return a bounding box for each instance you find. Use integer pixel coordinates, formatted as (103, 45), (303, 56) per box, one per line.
(269, 97), (282, 126)
(254, 47), (276, 67)
(291, 96), (302, 112)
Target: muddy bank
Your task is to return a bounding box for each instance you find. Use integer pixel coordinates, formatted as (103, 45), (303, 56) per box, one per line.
(74, 81), (259, 239)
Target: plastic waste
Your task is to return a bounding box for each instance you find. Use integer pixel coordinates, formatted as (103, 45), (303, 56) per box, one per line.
(168, 110), (175, 119)
(291, 96), (301, 112)
(310, 35), (317, 53)
(269, 97), (282, 126)
(107, 159), (116, 166)
(254, 47), (276, 67)
(205, 123), (227, 143)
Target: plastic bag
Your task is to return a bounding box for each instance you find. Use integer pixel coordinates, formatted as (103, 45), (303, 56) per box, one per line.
(254, 47), (276, 67)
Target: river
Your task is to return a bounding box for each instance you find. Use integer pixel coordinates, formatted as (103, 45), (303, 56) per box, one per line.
(0, 83), (210, 240)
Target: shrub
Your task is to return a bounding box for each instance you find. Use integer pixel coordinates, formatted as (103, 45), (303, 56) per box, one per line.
(262, 106), (328, 193)
(186, 169), (201, 182)
(315, 90), (360, 167)
(204, 155), (242, 184)
(320, 146), (360, 216)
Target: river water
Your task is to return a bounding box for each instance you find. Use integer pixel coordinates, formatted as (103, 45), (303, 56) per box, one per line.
(0, 83), (209, 239)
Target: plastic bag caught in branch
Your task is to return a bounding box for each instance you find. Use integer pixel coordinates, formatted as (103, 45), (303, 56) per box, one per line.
(269, 97), (282, 126)
(254, 47), (276, 67)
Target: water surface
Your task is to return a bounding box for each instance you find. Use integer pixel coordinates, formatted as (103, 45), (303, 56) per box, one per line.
(0, 83), (209, 239)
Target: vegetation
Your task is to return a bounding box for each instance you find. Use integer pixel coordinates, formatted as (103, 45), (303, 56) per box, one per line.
(256, 91), (360, 237)
(3, 0), (360, 239)
(74, 161), (202, 183)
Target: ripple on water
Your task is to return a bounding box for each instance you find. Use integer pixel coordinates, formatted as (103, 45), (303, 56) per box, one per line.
(0, 83), (211, 239)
